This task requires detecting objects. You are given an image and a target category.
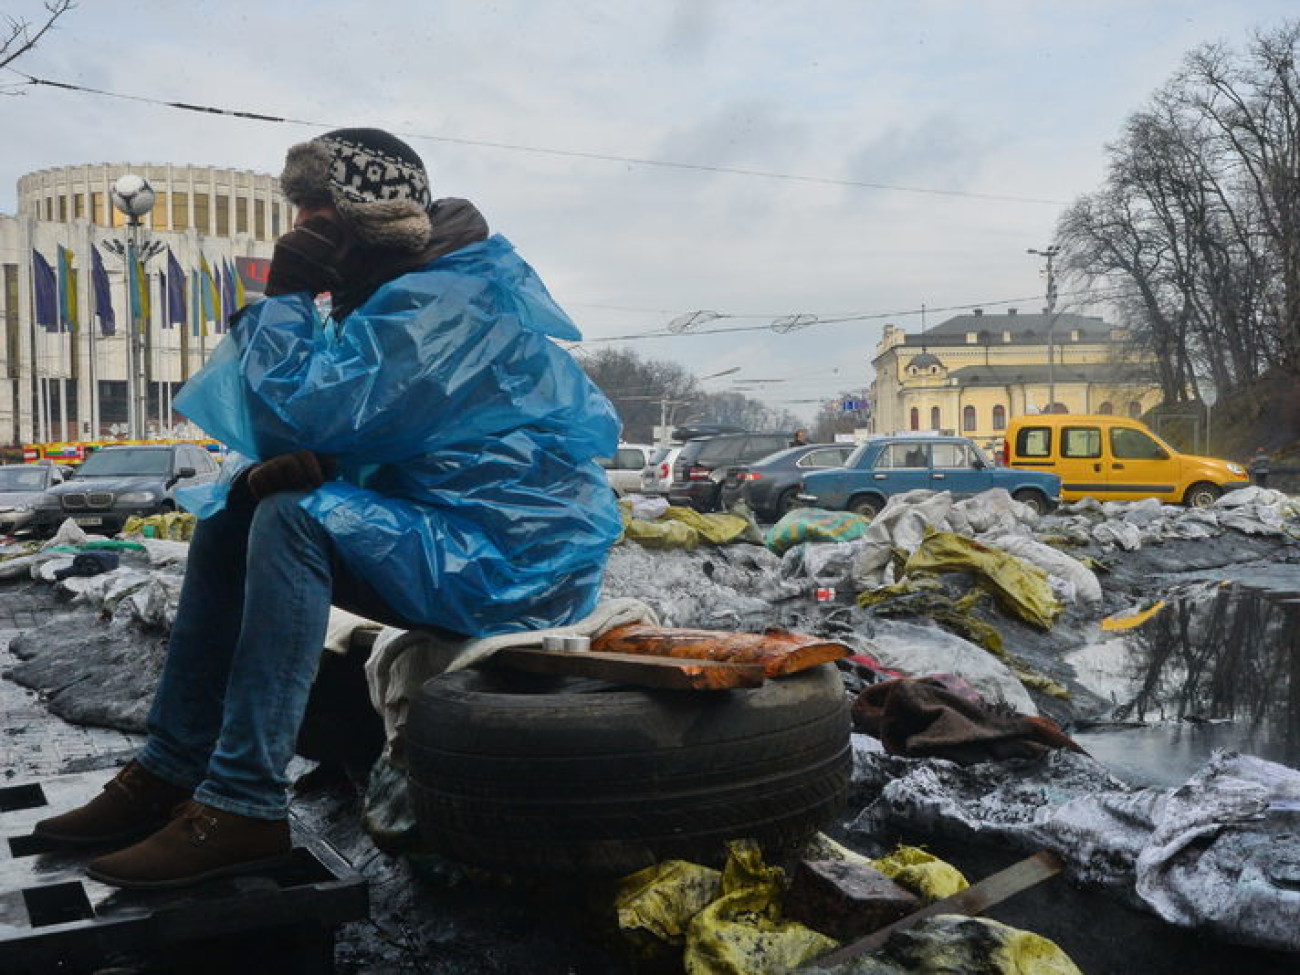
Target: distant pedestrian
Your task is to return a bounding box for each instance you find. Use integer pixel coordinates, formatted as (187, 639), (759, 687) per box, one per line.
(1250, 446), (1271, 487)
(789, 428), (811, 447)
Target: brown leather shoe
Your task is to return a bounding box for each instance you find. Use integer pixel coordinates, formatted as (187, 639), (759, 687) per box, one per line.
(33, 761), (192, 846)
(86, 800), (292, 890)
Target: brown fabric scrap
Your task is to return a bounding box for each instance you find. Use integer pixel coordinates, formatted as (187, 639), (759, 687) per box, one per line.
(591, 624), (849, 678)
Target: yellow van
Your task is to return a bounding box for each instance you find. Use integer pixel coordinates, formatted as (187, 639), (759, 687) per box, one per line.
(1003, 414), (1250, 507)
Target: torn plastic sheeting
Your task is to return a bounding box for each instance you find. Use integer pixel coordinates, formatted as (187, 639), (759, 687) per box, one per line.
(617, 859), (722, 946)
(804, 914), (1083, 975)
(123, 512), (197, 540)
(866, 845), (969, 901)
(849, 620), (1039, 715)
(623, 515), (701, 550)
(903, 531), (1062, 631)
(980, 534), (1102, 606)
(660, 506), (763, 545)
(1100, 600), (1166, 631)
(765, 508), (872, 556)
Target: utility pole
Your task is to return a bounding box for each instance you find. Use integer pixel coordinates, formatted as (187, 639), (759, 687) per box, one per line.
(1027, 245), (1060, 413)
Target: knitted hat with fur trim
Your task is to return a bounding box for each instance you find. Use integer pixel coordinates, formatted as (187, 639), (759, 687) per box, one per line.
(279, 128), (433, 252)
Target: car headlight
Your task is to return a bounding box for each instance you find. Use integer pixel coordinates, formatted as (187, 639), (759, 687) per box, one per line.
(1227, 463), (1245, 476)
(117, 491), (160, 504)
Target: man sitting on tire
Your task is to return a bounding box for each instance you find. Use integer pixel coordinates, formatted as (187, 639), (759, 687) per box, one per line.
(34, 128), (623, 889)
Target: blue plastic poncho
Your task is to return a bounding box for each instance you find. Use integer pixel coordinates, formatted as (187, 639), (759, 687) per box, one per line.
(174, 235), (622, 637)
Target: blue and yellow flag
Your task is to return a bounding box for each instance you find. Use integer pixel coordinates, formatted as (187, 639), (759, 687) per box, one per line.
(56, 245), (78, 333)
(127, 244), (151, 332)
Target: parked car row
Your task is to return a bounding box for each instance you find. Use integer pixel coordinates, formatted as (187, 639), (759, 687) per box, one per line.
(595, 414), (1256, 524)
(0, 444), (221, 538)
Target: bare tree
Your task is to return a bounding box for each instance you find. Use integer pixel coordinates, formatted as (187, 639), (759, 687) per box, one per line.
(1, 1), (75, 75)
(1056, 20), (1300, 400)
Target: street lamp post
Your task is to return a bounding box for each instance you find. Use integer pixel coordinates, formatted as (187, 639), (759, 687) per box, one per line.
(1027, 245), (1060, 413)
(108, 175), (162, 440)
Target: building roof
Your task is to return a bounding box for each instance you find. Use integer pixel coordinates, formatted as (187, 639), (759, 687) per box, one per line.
(946, 363), (1152, 386)
(902, 310), (1111, 347)
(907, 351), (943, 370)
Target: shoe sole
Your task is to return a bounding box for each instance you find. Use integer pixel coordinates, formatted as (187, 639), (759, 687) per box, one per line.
(86, 851), (294, 890)
(32, 821), (169, 848)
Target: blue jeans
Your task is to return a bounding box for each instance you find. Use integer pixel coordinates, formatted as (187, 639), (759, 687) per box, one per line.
(137, 491), (424, 820)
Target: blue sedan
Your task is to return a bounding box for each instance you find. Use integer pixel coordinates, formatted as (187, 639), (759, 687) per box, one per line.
(798, 435), (1061, 519)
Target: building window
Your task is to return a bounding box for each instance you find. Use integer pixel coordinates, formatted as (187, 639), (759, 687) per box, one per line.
(91, 191), (104, 225)
(910, 407), (920, 431)
(930, 406), (941, 429)
(4, 264), (19, 380)
(271, 203), (282, 238)
(172, 191), (189, 230)
(1128, 400), (1142, 418)
(255, 199), (266, 239)
(962, 405), (977, 432)
(236, 198), (249, 234)
(992, 405), (1006, 430)
(216, 194), (230, 236)
(43, 197), (53, 220)
(194, 193), (210, 234)
(58, 196), (68, 222)
(74, 194), (86, 220)
(1097, 401), (1113, 415)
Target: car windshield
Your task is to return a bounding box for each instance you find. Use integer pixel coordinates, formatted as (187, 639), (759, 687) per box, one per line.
(77, 449), (172, 477)
(0, 468), (47, 491)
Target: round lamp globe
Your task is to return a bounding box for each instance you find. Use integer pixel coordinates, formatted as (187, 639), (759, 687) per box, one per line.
(110, 174), (156, 218)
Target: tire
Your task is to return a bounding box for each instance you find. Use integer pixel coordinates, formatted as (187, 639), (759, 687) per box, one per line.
(406, 664), (851, 876)
(1012, 488), (1049, 516)
(848, 494), (883, 519)
(772, 487), (802, 520)
(1184, 481), (1221, 508)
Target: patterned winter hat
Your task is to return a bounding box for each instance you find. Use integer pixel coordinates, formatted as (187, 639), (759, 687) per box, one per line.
(279, 128), (433, 251)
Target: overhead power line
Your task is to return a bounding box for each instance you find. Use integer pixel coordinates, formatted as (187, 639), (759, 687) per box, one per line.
(580, 285), (1134, 344)
(6, 70), (1067, 206)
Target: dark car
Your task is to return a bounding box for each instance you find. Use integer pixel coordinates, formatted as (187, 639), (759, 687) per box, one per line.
(667, 432), (791, 512)
(719, 443), (855, 521)
(798, 434), (1061, 519)
(34, 443), (221, 535)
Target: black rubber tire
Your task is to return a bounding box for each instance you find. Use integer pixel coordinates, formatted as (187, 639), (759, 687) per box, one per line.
(1012, 488), (1049, 515)
(1184, 481), (1221, 508)
(772, 487), (801, 520)
(848, 494), (883, 519)
(406, 663), (851, 876)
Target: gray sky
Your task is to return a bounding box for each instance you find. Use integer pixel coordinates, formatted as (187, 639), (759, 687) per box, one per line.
(2, 0), (1296, 419)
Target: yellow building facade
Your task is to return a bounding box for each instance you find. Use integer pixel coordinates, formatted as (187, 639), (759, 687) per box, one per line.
(868, 308), (1163, 454)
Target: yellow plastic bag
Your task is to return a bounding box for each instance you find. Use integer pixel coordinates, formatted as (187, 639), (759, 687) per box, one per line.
(842, 914), (1083, 975)
(686, 840), (837, 975)
(660, 506), (762, 545)
(869, 845), (969, 901)
(615, 860), (722, 945)
(903, 531), (1061, 630)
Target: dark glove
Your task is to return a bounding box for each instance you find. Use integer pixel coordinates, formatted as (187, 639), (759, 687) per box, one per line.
(264, 216), (347, 297)
(246, 450), (338, 501)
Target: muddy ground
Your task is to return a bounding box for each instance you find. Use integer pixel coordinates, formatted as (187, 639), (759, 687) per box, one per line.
(5, 496), (1300, 973)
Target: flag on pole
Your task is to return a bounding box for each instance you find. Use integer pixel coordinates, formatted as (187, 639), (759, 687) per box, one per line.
(91, 245), (116, 337)
(56, 246), (78, 333)
(221, 258), (238, 320)
(190, 269), (205, 338)
(166, 249), (186, 329)
(127, 246), (151, 333)
(32, 250), (58, 332)
(199, 254), (218, 332)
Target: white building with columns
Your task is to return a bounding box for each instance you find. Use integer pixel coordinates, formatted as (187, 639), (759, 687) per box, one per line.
(0, 162), (287, 447)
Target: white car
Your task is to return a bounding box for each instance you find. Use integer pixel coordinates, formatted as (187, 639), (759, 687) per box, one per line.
(599, 443), (655, 496)
(639, 445), (681, 496)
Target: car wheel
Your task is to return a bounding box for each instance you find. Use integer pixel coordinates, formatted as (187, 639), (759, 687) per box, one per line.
(773, 487), (802, 520)
(1184, 481), (1221, 508)
(406, 664), (851, 876)
(848, 494), (883, 519)
(1012, 488), (1049, 516)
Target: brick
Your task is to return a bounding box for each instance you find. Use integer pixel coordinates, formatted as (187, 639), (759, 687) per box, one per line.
(785, 858), (921, 942)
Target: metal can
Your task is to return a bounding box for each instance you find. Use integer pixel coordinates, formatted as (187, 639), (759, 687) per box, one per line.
(815, 587), (837, 602)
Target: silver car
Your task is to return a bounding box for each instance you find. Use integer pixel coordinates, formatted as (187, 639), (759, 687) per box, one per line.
(0, 463), (67, 535)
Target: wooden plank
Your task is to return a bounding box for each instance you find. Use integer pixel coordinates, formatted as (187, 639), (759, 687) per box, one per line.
(806, 851), (1063, 969)
(493, 647), (766, 690)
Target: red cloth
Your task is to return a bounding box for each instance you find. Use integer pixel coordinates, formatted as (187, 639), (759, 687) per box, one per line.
(852, 678), (1085, 764)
